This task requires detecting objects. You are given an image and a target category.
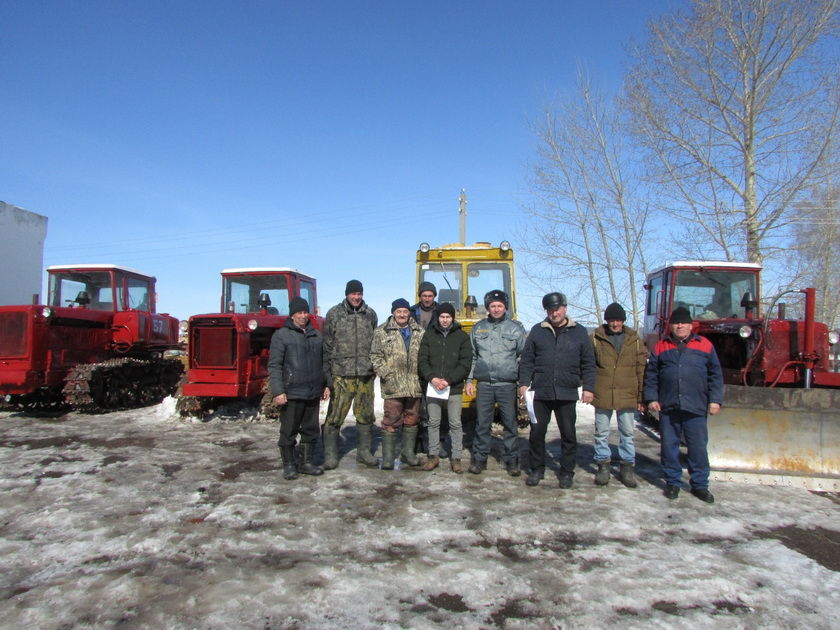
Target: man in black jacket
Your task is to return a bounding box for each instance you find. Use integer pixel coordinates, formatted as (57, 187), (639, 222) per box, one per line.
(269, 297), (331, 480)
(519, 292), (596, 489)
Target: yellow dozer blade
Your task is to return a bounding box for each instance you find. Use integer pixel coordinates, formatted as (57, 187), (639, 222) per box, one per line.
(709, 384), (840, 491)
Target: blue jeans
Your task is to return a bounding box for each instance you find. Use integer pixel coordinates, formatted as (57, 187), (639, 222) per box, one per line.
(659, 409), (710, 489)
(471, 382), (518, 464)
(593, 408), (637, 463)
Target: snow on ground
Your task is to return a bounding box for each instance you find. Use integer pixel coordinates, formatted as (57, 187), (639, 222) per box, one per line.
(1, 395), (839, 630)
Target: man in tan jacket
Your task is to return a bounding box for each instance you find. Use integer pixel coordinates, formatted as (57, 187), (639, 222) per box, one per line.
(370, 298), (425, 470)
(590, 303), (647, 487)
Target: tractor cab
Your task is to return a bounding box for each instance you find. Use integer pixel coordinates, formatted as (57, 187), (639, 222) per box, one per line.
(47, 264), (157, 313)
(416, 241), (516, 333)
(178, 267), (322, 414)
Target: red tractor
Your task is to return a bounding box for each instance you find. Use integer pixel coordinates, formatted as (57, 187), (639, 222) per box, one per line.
(0, 264), (183, 412)
(177, 267), (323, 417)
(643, 261), (840, 488)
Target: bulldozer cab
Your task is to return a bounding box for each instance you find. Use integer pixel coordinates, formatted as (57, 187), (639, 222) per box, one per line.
(220, 268), (318, 315)
(416, 241), (516, 332)
(47, 265), (156, 313)
(643, 261), (761, 343)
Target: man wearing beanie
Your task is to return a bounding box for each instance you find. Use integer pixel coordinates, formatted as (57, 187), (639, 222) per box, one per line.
(519, 292), (596, 489)
(590, 302), (647, 488)
(370, 298), (425, 470)
(322, 279), (379, 469)
(644, 307), (723, 503)
(464, 289), (527, 477)
(418, 302), (472, 472)
(269, 298), (330, 480)
(410, 281), (440, 330)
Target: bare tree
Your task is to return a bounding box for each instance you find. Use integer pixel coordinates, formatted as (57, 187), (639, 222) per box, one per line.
(625, 0), (839, 277)
(521, 69), (651, 327)
(790, 187), (840, 328)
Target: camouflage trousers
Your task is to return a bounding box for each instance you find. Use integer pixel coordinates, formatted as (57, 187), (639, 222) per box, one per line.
(324, 375), (375, 427)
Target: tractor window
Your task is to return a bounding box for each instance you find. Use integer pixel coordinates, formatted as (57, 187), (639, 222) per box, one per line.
(419, 263), (462, 311)
(647, 274), (664, 315)
(126, 277), (152, 312)
(467, 263), (512, 317)
(299, 280), (316, 313)
(224, 274), (289, 314)
(674, 270), (758, 319)
(48, 271), (115, 311)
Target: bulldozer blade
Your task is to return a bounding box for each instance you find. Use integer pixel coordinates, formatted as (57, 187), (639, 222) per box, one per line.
(709, 385), (840, 491)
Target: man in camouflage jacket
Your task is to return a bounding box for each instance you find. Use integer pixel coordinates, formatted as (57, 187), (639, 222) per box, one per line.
(370, 298), (425, 470)
(322, 279), (378, 469)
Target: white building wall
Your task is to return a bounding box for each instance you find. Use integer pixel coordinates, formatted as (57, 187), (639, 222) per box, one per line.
(0, 201), (48, 305)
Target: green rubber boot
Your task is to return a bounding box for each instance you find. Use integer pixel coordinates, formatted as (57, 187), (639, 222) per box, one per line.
(381, 431), (397, 470)
(400, 425), (421, 468)
(355, 424), (378, 467)
(322, 425), (340, 470)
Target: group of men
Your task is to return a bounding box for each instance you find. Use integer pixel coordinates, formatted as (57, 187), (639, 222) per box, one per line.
(268, 279), (724, 504)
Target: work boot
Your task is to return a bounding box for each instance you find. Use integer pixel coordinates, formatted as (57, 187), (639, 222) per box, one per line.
(691, 488), (715, 504)
(381, 431), (397, 470)
(467, 458), (486, 475)
(322, 425), (340, 470)
(664, 484), (680, 499)
(506, 457), (521, 477)
(280, 446), (298, 480)
(558, 472), (574, 489)
(355, 424), (378, 467)
(619, 462), (638, 488)
(594, 461), (611, 486)
(526, 469), (543, 487)
(400, 426), (421, 467)
(422, 455), (440, 471)
(450, 459), (463, 474)
(297, 443), (323, 476)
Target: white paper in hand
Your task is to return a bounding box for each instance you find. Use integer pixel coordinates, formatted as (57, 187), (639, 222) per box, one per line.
(525, 388), (537, 424)
(426, 382), (450, 400)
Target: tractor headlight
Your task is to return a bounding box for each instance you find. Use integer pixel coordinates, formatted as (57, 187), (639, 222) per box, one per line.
(247, 319), (258, 331)
(738, 325), (753, 339)
(41, 307), (53, 318)
(829, 330), (840, 345)
(419, 242), (430, 253)
(179, 320), (189, 334)
(500, 240), (511, 252)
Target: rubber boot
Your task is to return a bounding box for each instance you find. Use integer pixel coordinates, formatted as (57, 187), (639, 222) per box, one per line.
(467, 458), (486, 475)
(322, 425), (340, 470)
(619, 462), (638, 488)
(400, 425), (421, 467)
(381, 431), (397, 470)
(595, 461), (611, 486)
(355, 424), (378, 467)
(297, 443), (323, 476)
(280, 446), (298, 480)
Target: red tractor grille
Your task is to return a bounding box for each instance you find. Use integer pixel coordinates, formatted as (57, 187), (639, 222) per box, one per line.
(0, 312), (28, 357)
(193, 325), (236, 368)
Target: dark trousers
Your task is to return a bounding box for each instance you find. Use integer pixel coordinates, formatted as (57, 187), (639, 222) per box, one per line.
(277, 398), (320, 448)
(472, 382), (518, 464)
(659, 409), (709, 489)
(529, 399), (577, 474)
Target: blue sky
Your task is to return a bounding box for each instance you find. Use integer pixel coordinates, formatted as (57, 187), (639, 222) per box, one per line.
(1, 0), (681, 324)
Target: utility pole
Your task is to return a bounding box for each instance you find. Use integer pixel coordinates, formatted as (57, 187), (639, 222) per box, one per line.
(459, 189), (467, 245)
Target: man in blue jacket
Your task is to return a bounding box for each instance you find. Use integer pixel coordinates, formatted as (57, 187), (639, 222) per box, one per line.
(644, 306), (724, 503)
(518, 292), (596, 489)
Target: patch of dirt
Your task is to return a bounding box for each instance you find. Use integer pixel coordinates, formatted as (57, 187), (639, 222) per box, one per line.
(219, 457), (277, 480)
(0, 435), (155, 450)
(489, 599), (542, 626)
(427, 592), (471, 613)
(762, 525), (840, 572)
